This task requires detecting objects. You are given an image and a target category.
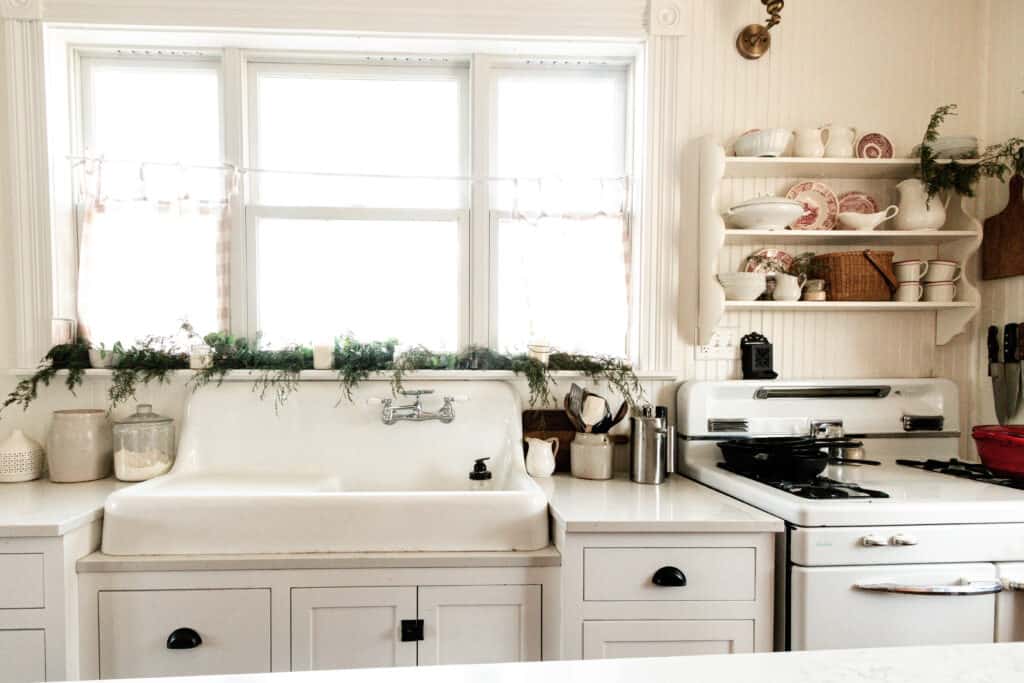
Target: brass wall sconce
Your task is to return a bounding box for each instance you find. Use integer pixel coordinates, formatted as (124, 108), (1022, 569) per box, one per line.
(736, 0), (785, 60)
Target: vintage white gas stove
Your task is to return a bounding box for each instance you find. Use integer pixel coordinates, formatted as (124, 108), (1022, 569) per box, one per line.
(677, 379), (1024, 651)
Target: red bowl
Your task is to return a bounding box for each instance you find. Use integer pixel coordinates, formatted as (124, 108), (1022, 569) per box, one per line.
(972, 425), (1024, 479)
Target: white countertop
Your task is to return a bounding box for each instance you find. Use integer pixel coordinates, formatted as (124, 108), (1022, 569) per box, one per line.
(0, 478), (128, 537)
(542, 473), (784, 533)
(84, 643), (1024, 683)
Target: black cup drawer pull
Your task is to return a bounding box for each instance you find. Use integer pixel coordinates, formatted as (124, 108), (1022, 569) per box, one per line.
(166, 627), (203, 650)
(652, 566), (687, 587)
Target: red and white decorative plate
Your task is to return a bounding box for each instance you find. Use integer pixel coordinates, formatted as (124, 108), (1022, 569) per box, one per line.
(838, 191), (880, 215)
(743, 248), (795, 274)
(855, 133), (895, 159)
(785, 181), (839, 230)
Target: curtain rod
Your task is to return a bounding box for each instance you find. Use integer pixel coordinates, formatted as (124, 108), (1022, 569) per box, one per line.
(65, 155), (630, 185)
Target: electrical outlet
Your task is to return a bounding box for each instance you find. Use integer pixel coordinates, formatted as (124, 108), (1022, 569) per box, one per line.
(697, 327), (740, 360)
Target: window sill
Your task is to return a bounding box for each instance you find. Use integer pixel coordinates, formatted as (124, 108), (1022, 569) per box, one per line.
(3, 368), (680, 382)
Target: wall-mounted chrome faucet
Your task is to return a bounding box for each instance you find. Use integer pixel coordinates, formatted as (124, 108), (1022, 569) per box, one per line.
(369, 389), (467, 425)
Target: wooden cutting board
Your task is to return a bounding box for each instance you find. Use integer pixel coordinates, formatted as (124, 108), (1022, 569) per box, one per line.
(983, 174), (1024, 281)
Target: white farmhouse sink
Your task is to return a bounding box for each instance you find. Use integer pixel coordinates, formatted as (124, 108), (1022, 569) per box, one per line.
(101, 381), (549, 555)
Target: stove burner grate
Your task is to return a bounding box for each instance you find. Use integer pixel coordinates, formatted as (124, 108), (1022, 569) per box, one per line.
(896, 458), (1024, 490)
(717, 462), (890, 499)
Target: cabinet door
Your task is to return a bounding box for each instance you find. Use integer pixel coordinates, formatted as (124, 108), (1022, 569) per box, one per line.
(997, 562), (1024, 642)
(291, 587), (417, 671)
(418, 585), (541, 666)
(0, 629), (46, 683)
(583, 620), (753, 660)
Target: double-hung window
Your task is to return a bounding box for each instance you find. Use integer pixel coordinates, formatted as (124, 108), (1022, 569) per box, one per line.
(67, 44), (634, 359)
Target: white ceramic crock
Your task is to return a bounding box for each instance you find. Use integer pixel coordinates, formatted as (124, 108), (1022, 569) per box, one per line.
(47, 409), (113, 483)
(570, 432), (614, 480)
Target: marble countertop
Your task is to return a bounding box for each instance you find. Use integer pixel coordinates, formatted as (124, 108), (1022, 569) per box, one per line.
(88, 643), (1024, 683)
(542, 473), (784, 533)
(0, 477), (128, 537)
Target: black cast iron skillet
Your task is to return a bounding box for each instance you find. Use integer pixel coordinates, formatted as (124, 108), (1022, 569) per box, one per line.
(717, 437), (881, 482)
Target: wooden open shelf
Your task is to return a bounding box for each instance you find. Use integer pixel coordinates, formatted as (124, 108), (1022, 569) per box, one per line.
(723, 156), (979, 179)
(723, 301), (975, 312)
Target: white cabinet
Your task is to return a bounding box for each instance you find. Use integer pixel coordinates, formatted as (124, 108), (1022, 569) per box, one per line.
(0, 554), (45, 609)
(418, 585), (541, 666)
(582, 620), (753, 659)
(290, 584), (542, 671)
(291, 587), (417, 670)
(0, 629), (46, 683)
(554, 530), (775, 660)
(98, 589), (271, 679)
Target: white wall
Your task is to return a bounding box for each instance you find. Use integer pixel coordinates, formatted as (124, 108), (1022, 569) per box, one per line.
(977, 0), (1024, 426)
(0, 0), (1009, 450)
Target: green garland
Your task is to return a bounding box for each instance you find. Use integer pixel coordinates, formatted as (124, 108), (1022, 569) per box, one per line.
(1, 329), (644, 418)
(918, 104), (1024, 200)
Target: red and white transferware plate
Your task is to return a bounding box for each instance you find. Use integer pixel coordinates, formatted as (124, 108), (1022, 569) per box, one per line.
(743, 248), (795, 274)
(855, 133), (895, 159)
(838, 191), (880, 215)
(785, 181), (839, 230)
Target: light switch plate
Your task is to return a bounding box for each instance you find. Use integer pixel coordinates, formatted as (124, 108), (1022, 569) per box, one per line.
(697, 327), (740, 360)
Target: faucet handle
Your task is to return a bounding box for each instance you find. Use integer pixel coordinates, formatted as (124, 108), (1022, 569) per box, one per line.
(399, 389), (434, 398)
(444, 395), (470, 403)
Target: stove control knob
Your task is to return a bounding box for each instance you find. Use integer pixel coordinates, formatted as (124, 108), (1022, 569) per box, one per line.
(889, 533), (919, 546)
(860, 534), (889, 547)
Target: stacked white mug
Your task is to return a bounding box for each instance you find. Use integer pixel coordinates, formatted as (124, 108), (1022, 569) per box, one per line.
(923, 259), (961, 302)
(893, 259), (928, 302)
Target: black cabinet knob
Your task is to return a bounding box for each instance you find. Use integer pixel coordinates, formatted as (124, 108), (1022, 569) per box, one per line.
(166, 627), (203, 650)
(652, 566), (687, 587)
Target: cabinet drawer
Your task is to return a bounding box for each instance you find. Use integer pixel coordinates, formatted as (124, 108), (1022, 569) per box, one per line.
(584, 547), (755, 602)
(99, 589), (271, 679)
(583, 620), (754, 659)
(0, 554), (44, 609)
(0, 629), (46, 683)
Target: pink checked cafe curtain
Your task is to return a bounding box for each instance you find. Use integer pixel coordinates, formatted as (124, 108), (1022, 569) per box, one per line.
(76, 161), (237, 346)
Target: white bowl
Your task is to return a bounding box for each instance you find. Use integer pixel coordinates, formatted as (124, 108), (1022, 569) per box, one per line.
(718, 272), (767, 284)
(723, 284), (767, 301)
(734, 128), (791, 157)
(727, 197), (805, 230)
(718, 273), (767, 301)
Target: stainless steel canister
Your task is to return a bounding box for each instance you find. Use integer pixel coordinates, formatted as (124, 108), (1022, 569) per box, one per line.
(629, 407), (674, 485)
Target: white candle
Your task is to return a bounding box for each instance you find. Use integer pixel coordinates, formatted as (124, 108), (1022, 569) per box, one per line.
(313, 344), (334, 370)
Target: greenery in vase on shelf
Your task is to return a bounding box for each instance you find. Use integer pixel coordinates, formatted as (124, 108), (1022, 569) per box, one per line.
(0, 325), (644, 418)
(918, 103), (1024, 200)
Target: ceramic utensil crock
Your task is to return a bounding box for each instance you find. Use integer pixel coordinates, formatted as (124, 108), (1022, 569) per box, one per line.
(47, 409), (113, 482)
(570, 432), (614, 480)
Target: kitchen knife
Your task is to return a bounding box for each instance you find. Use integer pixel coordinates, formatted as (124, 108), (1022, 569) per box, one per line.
(1008, 323), (1022, 420)
(990, 325), (1008, 425)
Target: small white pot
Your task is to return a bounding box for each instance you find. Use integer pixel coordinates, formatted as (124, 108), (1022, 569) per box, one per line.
(570, 432), (614, 480)
(47, 410), (113, 483)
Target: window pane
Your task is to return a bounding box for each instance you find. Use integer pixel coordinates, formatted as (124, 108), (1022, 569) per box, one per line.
(256, 217), (459, 348)
(495, 67), (626, 180)
(84, 59), (222, 197)
(497, 216), (628, 356)
(254, 67), (465, 208)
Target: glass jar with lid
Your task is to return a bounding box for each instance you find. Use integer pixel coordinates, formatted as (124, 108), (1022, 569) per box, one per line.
(112, 404), (175, 481)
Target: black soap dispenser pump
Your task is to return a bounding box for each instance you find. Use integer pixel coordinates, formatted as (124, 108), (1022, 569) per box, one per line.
(469, 457), (493, 490)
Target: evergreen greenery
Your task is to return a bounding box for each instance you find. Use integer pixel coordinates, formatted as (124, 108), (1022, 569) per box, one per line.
(918, 104), (1023, 200)
(1, 328), (644, 417)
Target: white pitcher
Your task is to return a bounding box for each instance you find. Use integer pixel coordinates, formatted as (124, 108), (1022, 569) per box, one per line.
(893, 178), (950, 231)
(524, 436), (559, 478)
(793, 127), (825, 158)
(823, 124), (856, 158)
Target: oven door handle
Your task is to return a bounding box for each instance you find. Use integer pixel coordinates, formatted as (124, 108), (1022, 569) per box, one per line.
(854, 579), (1002, 596)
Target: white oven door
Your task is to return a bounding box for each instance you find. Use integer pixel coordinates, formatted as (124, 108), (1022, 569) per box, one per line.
(791, 563), (999, 651)
(997, 562), (1024, 642)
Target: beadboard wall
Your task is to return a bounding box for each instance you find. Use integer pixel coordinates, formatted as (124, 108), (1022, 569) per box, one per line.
(976, 0), (1024, 426)
(0, 0), (1009, 454)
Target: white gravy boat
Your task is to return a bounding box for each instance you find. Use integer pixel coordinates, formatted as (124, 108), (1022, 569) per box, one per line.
(837, 205), (899, 231)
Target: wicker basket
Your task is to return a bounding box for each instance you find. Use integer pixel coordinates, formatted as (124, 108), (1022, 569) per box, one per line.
(811, 250), (897, 302)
